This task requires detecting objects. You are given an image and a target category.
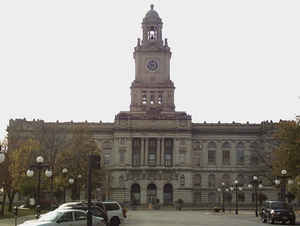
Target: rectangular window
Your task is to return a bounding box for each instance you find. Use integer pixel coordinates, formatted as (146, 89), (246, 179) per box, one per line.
(104, 154), (110, 165)
(237, 149), (244, 165)
(120, 151), (125, 164)
(132, 138), (141, 167)
(208, 150), (216, 165)
(179, 152), (185, 165)
(164, 138), (173, 167)
(223, 150), (230, 165)
(148, 138), (157, 166)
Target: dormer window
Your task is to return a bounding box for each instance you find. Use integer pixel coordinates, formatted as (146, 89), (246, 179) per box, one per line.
(148, 26), (157, 40)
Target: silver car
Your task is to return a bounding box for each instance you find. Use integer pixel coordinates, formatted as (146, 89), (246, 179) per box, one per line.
(18, 209), (105, 226)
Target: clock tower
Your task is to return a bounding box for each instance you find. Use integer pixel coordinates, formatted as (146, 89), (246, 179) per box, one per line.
(130, 5), (175, 113)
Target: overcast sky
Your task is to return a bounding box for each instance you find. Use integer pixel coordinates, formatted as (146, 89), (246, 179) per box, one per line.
(0, 0), (299, 140)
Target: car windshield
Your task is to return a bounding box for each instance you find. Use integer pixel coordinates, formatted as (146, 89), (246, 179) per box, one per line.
(271, 202), (290, 209)
(39, 211), (64, 222)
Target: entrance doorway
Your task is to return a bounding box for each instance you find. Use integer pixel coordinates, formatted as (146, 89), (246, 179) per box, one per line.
(131, 183), (141, 205)
(147, 183), (157, 204)
(163, 183), (173, 205)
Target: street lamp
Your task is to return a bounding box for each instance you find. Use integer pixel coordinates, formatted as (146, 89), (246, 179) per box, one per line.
(233, 180), (243, 215)
(221, 182), (225, 212)
(62, 168), (68, 203)
(68, 178), (74, 201)
(275, 169), (294, 202)
(217, 188), (222, 207)
(26, 156), (52, 218)
(248, 175), (262, 217)
(77, 174), (82, 200)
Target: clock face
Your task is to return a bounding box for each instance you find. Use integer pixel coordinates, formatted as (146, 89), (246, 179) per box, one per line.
(146, 59), (159, 72)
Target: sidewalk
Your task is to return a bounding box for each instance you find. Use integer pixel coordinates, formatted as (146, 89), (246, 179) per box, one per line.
(0, 215), (34, 226)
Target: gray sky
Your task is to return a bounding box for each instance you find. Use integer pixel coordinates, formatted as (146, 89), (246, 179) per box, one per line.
(0, 0), (299, 140)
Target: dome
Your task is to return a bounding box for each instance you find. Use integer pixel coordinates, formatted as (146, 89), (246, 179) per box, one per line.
(143, 4), (162, 24)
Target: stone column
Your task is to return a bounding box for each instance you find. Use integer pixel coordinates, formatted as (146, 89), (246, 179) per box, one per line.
(145, 138), (148, 166)
(161, 138), (165, 166)
(141, 138), (144, 166)
(128, 138), (132, 166)
(157, 138), (160, 166)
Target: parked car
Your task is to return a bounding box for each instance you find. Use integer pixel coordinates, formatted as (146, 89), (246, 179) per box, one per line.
(18, 209), (105, 226)
(56, 201), (108, 224)
(260, 200), (296, 225)
(102, 201), (126, 226)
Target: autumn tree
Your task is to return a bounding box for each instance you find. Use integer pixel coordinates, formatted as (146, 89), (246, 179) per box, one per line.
(272, 121), (300, 177)
(55, 125), (105, 201)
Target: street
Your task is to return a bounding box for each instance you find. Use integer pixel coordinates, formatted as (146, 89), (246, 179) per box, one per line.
(0, 210), (299, 226)
(124, 210), (300, 226)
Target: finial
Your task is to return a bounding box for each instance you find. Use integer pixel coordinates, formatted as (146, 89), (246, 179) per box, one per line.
(150, 4), (154, 10)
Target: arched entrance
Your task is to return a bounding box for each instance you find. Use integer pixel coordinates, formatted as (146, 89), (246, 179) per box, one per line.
(163, 183), (173, 205)
(147, 183), (157, 204)
(131, 184), (141, 205)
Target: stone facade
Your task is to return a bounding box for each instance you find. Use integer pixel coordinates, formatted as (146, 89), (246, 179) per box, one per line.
(7, 5), (279, 206)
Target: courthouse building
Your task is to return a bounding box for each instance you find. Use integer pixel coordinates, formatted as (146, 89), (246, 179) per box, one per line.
(8, 5), (278, 205)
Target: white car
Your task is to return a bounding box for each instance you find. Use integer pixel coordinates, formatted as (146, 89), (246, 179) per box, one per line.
(102, 201), (125, 226)
(18, 209), (105, 226)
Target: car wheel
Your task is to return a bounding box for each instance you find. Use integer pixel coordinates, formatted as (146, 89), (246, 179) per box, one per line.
(110, 217), (120, 226)
(290, 220), (295, 225)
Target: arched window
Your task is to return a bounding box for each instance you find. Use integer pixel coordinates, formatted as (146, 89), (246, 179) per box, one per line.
(180, 175), (185, 186)
(208, 174), (216, 188)
(147, 26), (157, 40)
(222, 142), (231, 165)
(236, 142), (245, 165)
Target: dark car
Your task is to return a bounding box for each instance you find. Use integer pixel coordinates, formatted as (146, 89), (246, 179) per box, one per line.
(260, 200), (296, 225)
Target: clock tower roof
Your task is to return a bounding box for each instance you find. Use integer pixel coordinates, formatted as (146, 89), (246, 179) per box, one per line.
(143, 4), (162, 24)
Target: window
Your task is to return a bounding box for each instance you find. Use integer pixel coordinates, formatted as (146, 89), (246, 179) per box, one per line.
(104, 203), (120, 211)
(132, 138), (141, 167)
(222, 142), (231, 165)
(222, 150), (230, 165)
(75, 211), (87, 221)
(208, 174), (216, 188)
(222, 174), (231, 185)
(148, 138), (157, 166)
(208, 192), (216, 203)
(164, 138), (173, 167)
(104, 153), (110, 165)
(180, 175), (185, 186)
(193, 151), (201, 166)
(60, 212), (73, 222)
(208, 150), (216, 165)
(148, 26), (157, 40)
(119, 150), (125, 164)
(236, 142), (245, 165)
(208, 142), (216, 165)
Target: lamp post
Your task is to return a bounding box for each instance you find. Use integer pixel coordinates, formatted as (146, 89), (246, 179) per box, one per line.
(233, 180), (243, 215)
(221, 182), (225, 212)
(248, 175), (262, 217)
(77, 174), (82, 200)
(62, 168), (68, 203)
(217, 188), (222, 207)
(26, 156), (52, 218)
(274, 169), (294, 202)
(68, 178), (74, 201)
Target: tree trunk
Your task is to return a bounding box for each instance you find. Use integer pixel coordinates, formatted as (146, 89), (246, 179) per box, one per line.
(0, 192), (6, 216)
(7, 190), (15, 212)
